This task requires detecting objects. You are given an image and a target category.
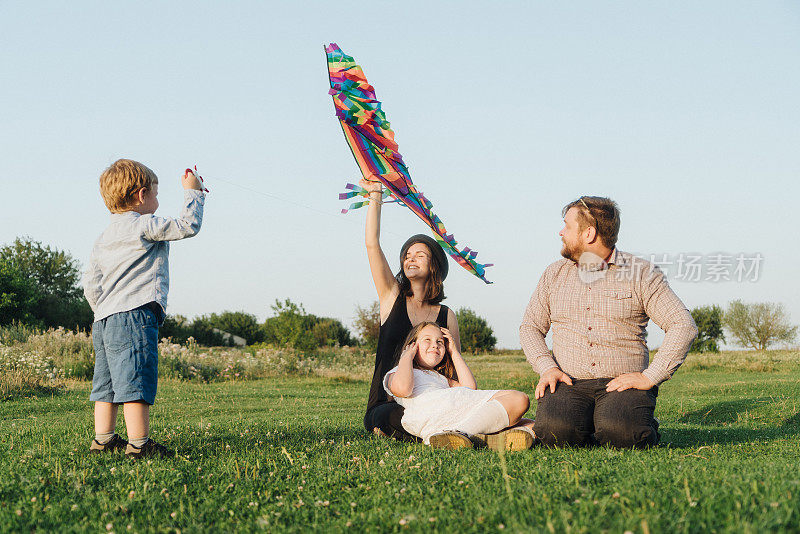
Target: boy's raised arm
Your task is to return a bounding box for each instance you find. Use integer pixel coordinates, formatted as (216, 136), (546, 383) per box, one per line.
(141, 187), (204, 242)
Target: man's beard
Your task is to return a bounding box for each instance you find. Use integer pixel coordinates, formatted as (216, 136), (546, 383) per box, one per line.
(560, 240), (583, 263)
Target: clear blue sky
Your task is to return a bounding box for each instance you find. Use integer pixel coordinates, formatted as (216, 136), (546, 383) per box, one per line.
(1, 1), (798, 349)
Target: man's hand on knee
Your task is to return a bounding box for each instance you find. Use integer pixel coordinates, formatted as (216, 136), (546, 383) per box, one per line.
(605, 372), (654, 392)
(534, 368), (573, 399)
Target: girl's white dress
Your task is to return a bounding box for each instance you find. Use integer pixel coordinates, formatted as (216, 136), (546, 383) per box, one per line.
(383, 366), (499, 444)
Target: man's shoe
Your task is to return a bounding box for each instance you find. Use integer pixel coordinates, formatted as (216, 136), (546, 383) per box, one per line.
(125, 439), (175, 459)
(89, 434), (128, 454)
(429, 431), (474, 450)
(476, 426), (535, 452)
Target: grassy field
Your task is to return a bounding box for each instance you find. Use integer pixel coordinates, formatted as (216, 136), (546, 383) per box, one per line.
(1, 350), (799, 533)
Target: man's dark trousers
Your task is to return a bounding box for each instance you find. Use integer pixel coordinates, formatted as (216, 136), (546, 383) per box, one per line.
(534, 378), (660, 448)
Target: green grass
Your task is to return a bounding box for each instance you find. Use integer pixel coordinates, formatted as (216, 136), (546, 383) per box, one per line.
(1, 351), (799, 533)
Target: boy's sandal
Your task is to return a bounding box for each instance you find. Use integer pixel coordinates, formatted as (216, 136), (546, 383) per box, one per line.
(89, 434), (129, 454)
(125, 439), (175, 459)
(428, 431), (474, 450)
(477, 426), (536, 452)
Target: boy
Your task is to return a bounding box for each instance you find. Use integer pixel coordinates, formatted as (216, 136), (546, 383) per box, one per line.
(83, 159), (204, 459)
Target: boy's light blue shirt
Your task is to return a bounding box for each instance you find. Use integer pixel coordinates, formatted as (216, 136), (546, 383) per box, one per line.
(83, 190), (205, 322)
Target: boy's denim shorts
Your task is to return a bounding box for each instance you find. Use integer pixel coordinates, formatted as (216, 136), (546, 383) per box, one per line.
(90, 303), (165, 405)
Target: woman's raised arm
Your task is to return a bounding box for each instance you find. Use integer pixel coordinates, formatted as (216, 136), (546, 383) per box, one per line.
(362, 178), (398, 314)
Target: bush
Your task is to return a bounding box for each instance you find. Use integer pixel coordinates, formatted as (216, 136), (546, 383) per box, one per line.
(0, 322), (41, 345)
(354, 301), (380, 351)
(159, 314), (234, 346)
(0, 325), (94, 386)
(724, 300), (797, 350)
(156, 339), (372, 382)
(186, 315), (233, 347)
(0, 261), (40, 326)
(263, 299), (317, 350)
(312, 318), (356, 347)
(690, 305), (725, 353)
(263, 299), (355, 350)
(0, 324), (373, 398)
(159, 314), (192, 344)
(22, 327), (95, 379)
(0, 335), (67, 399)
(204, 311), (264, 345)
(457, 307), (497, 354)
(0, 237), (92, 330)
(161, 307), (355, 349)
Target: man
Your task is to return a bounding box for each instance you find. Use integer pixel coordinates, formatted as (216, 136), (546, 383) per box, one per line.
(520, 196), (697, 448)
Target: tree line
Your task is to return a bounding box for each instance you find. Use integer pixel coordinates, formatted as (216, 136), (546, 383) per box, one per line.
(689, 302), (796, 353)
(0, 237), (795, 352)
(0, 238), (499, 351)
(161, 299), (357, 349)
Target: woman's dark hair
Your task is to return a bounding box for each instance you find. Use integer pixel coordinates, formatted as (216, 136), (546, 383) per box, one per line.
(395, 241), (445, 304)
(400, 321), (457, 381)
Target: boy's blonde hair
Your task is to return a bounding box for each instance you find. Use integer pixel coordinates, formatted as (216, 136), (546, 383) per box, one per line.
(99, 159), (158, 213)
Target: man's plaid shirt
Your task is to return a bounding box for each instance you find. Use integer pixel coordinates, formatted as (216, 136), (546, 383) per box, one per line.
(520, 249), (698, 385)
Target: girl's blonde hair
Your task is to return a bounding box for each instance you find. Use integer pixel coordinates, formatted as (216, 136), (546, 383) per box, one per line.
(99, 159), (158, 213)
(400, 321), (457, 381)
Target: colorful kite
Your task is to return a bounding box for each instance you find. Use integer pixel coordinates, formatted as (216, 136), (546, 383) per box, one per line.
(325, 43), (493, 283)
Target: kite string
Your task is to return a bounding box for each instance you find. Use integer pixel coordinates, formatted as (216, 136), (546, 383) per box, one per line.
(209, 175), (405, 238)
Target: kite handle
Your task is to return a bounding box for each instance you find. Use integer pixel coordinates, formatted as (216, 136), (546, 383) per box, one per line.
(184, 165), (209, 193)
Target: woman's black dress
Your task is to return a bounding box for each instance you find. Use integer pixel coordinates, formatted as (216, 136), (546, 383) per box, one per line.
(363, 296), (449, 441)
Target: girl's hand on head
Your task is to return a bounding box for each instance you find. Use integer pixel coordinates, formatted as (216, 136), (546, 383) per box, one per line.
(441, 328), (457, 353)
(359, 177), (383, 194)
(399, 341), (417, 361)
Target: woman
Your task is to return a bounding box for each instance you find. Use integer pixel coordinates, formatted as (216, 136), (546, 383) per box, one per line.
(360, 178), (462, 442)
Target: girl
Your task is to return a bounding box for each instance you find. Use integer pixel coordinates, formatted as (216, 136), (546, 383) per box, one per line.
(360, 178), (462, 442)
(384, 322), (535, 450)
